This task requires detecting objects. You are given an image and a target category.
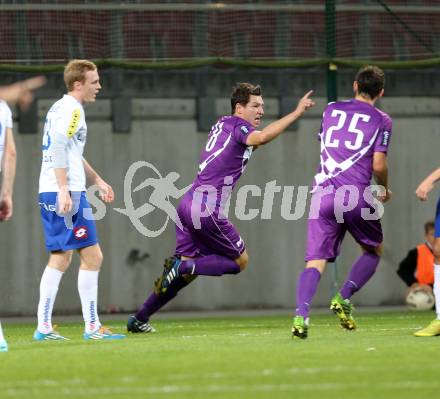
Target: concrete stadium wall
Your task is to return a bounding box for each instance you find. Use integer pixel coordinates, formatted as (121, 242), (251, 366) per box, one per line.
(0, 96), (439, 316)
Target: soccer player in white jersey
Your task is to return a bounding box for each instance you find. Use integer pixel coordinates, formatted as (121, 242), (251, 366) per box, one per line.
(414, 167), (440, 336)
(34, 60), (125, 341)
(0, 76), (46, 352)
(0, 97), (16, 352)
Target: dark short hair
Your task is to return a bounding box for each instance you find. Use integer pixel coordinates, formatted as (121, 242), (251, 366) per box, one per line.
(231, 83), (262, 114)
(424, 221), (435, 234)
(355, 66), (385, 100)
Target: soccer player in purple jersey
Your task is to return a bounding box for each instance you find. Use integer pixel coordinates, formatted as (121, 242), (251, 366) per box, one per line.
(127, 83), (314, 333)
(292, 66), (393, 339)
(413, 167), (440, 336)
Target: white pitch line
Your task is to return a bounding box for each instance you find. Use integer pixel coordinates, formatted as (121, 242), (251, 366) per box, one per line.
(3, 380), (440, 397)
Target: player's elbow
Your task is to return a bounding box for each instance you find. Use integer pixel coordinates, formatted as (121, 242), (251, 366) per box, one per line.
(373, 167), (387, 182)
(5, 144), (17, 161)
(372, 160), (387, 176)
(372, 153), (387, 175)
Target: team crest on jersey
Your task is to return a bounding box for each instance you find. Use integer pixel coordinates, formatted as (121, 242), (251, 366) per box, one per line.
(67, 109), (81, 138)
(240, 125), (249, 135)
(74, 226), (88, 240)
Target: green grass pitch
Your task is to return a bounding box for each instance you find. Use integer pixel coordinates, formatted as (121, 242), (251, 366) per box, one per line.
(1, 311), (439, 399)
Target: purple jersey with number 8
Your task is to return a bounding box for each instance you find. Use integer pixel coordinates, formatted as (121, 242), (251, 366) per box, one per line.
(193, 116), (255, 197)
(313, 99), (392, 190)
(175, 115), (255, 259)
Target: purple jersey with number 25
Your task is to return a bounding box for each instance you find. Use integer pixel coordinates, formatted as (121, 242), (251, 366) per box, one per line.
(313, 99), (392, 190)
(306, 99), (393, 261)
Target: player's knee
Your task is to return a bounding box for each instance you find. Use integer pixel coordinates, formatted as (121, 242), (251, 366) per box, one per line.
(373, 244), (383, 257)
(49, 251), (73, 271)
(82, 249), (104, 270)
(97, 250), (104, 268)
(93, 250), (104, 269)
(362, 244), (382, 257)
(236, 252), (249, 271)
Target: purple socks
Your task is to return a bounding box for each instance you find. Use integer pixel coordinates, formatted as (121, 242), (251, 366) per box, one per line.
(296, 268), (321, 318)
(295, 252), (380, 319)
(339, 252), (380, 300)
(135, 255), (241, 322)
(135, 277), (189, 322)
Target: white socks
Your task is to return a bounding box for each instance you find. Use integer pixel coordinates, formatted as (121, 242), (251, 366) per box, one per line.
(78, 269), (101, 334)
(37, 267), (101, 334)
(37, 266), (63, 334)
(434, 264), (440, 320)
(0, 321), (5, 341)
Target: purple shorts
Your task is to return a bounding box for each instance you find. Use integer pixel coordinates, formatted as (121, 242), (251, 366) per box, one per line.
(305, 188), (383, 261)
(174, 193), (245, 260)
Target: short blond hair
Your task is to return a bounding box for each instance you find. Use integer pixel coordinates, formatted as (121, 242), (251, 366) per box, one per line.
(64, 59), (97, 92)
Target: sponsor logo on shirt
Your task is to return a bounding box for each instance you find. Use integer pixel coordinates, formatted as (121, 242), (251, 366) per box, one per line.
(39, 202), (57, 212)
(240, 125), (249, 135)
(381, 130), (390, 146)
(74, 226), (88, 239)
(67, 109), (81, 138)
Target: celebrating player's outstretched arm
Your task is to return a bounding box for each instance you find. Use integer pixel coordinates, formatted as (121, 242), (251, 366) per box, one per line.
(245, 90), (315, 146)
(416, 167), (440, 201)
(0, 76), (46, 111)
